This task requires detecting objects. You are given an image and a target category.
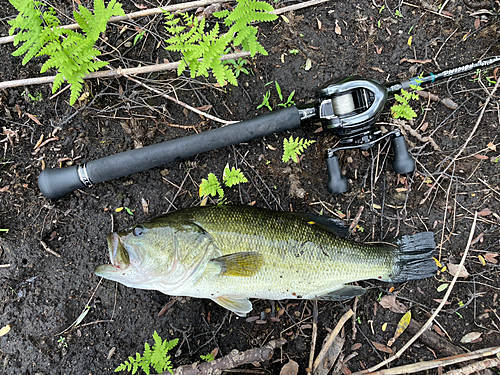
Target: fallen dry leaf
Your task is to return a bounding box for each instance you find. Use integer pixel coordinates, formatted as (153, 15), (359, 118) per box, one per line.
(0, 324), (10, 337)
(432, 324), (445, 337)
(351, 343), (362, 350)
(473, 154), (489, 160)
(484, 252), (498, 264)
(441, 97), (458, 110)
(447, 263), (470, 278)
(317, 17), (322, 30)
(280, 360), (299, 375)
(133, 2), (147, 9)
(26, 113), (42, 126)
(335, 19), (341, 35)
(487, 142), (497, 152)
(379, 295), (407, 314)
(388, 311), (411, 347)
(371, 341), (394, 354)
(460, 331), (482, 344)
(477, 208), (492, 217)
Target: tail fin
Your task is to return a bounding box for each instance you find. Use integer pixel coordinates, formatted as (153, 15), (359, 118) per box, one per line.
(389, 232), (437, 282)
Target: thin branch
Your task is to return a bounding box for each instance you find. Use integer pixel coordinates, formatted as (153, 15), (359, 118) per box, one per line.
(168, 339), (287, 375)
(124, 74), (235, 125)
(312, 309), (353, 371)
(1, 0), (331, 45)
(356, 346), (500, 375)
(352, 212), (479, 375)
(420, 78), (500, 205)
(0, 0), (230, 45)
(0, 51), (251, 90)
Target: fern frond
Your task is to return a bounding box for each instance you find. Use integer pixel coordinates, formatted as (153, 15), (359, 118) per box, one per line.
(282, 136), (316, 163)
(8, 0), (45, 65)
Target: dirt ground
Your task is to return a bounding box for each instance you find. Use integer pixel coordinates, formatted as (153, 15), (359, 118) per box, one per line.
(1, 0), (500, 374)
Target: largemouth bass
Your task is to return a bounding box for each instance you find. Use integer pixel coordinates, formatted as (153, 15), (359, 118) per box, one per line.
(95, 205), (436, 316)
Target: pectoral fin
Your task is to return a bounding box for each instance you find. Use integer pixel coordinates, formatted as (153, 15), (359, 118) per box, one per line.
(210, 252), (263, 277)
(313, 285), (366, 301)
(213, 296), (253, 317)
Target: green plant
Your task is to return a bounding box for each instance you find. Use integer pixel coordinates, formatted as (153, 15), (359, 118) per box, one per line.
(163, 0), (277, 86)
(133, 30), (146, 46)
(115, 331), (178, 375)
(223, 57), (250, 78)
(8, 0), (125, 105)
(257, 82), (295, 111)
(199, 164), (248, 200)
(390, 78), (422, 120)
(257, 90), (272, 111)
(58, 336), (68, 348)
(200, 353), (215, 362)
(282, 136), (315, 163)
(289, 49), (299, 55)
(21, 90), (42, 101)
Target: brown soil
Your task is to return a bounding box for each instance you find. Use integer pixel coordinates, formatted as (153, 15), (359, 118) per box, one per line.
(0, 0), (499, 374)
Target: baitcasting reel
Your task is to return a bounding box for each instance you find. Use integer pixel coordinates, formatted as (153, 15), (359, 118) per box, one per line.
(304, 76), (415, 194)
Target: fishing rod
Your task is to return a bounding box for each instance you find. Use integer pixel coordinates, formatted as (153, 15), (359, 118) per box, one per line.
(38, 56), (500, 199)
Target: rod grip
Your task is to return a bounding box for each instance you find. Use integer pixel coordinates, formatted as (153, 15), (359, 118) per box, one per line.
(38, 166), (86, 200)
(38, 106), (302, 199)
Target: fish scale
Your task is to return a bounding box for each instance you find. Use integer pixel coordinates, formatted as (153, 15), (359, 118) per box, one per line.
(95, 205), (436, 316)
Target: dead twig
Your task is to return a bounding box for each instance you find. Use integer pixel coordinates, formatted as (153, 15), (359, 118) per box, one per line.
(443, 355), (500, 375)
(40, 240), (61, 258)
(421, 79), (500, 205)
(0, 52), (252, 91)
(308, 301), (319, 373)
(353, 212), (478, 375)
(124, 74), (234, 125)
(354, 346), (500, 375)
(312, 309), (353, 371)
(168, 339), (286, 375)
(1, 0), (331, 46)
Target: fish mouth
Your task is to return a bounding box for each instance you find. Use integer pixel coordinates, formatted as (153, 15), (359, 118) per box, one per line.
(95, 233), (131, 277)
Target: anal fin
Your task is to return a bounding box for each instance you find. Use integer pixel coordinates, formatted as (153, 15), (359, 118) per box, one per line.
(213, 295), (253, 317)
(312, 285), (366, 301)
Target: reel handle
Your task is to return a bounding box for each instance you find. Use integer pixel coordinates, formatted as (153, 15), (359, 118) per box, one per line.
(392, 133), (415, 174)
(325, 152), (348, 194)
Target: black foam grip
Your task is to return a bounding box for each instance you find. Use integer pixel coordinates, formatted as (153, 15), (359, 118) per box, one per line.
(38, 166), (86, 200)
(326, 155), (348, 194)
(392, 135), (415, 174)
(38, 106), (302, 199)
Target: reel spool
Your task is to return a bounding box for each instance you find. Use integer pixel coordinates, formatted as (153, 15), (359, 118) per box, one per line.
(314, 76), (415, 194)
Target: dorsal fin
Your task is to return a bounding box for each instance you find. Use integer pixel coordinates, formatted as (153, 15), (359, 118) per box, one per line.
(294, 212), (349, 238)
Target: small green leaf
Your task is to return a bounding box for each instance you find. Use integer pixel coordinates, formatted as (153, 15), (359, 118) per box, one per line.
(199, 173), (224, 198)
(437, 283), (449, 292)
(223, 164), (248, 187)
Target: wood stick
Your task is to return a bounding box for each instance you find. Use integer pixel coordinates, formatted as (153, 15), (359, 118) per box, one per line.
(168, 339), (286, 375)
(0, 51), (251, 90)
(352, 212), (479, 375)
(443, 356), (500, 375)
(312, 309), (353, 371)
(1, 0), (331, 45)
(353, 346), (500, 375)
(0, 0), (229, 45)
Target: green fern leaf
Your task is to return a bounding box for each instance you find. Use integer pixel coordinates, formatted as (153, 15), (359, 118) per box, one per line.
(223, 165), (248, 187)
(283, 136), (316, 163)
(199, 173), (224, 198)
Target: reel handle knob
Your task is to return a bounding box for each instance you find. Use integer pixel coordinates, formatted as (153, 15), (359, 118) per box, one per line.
(326, 152), (348, 194)
(392, 133), (415, 174)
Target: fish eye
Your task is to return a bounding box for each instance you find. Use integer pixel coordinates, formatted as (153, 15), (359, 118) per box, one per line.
(133, 225), (145, 237)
